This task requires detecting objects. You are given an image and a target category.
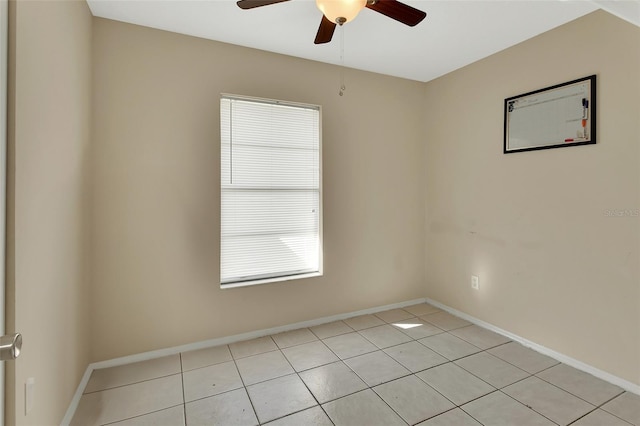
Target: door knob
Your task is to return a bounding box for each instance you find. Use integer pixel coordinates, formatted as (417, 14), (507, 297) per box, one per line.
(0, 333), (22, 360)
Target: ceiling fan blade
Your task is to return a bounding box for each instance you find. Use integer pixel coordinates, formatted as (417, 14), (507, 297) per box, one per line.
(236, 0), (290, 10)
(366, 0), (426, 27)
(314, 15), (337, 44)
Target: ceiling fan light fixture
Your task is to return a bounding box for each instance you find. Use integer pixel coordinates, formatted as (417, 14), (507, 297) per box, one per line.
(315, 0), (367, 25)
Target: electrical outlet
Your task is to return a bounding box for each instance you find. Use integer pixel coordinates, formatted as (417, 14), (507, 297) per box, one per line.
(471, 275), (479, 290)
(25, 377), (35, 415)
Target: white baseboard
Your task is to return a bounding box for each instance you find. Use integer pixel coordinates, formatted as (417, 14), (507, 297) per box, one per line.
(425, 298), (640, 396)
(60, 365), (93, 426)
(62, 295), (639, 424)
(60, 297), (426, 425)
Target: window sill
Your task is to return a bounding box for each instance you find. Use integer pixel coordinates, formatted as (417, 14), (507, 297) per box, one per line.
(220, 272), (323, 289)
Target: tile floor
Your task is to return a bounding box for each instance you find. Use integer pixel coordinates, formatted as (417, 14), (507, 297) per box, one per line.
(70, 303), (640, 426)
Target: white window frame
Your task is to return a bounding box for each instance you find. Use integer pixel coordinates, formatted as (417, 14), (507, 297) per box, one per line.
(220, 94), (323, 288)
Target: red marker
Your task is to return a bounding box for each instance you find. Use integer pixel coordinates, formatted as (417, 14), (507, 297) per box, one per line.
(565, 138), (575, 142)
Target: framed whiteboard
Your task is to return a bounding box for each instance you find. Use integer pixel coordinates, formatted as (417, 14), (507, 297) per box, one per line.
(504, 75), (596, 154)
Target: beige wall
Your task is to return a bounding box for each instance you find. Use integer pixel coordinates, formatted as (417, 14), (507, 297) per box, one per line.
(423, 11), (640, 386)
(90, 18), (426, 361)
(6, 0), (93, 424)
(5, 5), (638, 422)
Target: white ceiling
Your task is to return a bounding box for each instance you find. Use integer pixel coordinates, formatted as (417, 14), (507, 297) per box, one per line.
(86, 0), (640, 82)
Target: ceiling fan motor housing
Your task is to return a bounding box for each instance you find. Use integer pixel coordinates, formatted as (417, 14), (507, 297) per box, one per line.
(316, 0), (367, 25)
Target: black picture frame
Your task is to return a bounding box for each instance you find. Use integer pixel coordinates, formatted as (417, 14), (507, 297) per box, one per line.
(504, 75), (596, 154)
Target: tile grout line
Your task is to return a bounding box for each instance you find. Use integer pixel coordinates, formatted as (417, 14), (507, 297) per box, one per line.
(532, 369), (621, 409)
(458, 389), (503, 426)
(565, 408), (601, 426)
(371, 372), (461, 425)
(78, 373), (188, 425)
(487, 344), (560, 377)
(411, 364), (496, 410)
(228, 348), (261, 425)
(308, 320), (355, 340)
(587, 391), (634, 425)
(566, 392), (634, 426)
(597, 390), (630, 408)
(420, 406), (464, 425)
(452, 351), (533, 394)
(82, 371), (183, 396)
(495, 388), (564, 426)
(178, 383), (251, 406)
(298, 337), (370, 407)
(99, 405), (186, 426)
(367, 387), (411, 425)
(278, 342), (337, 426)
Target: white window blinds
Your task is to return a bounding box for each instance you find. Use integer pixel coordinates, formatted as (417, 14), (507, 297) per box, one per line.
(220, 95), (321, 285)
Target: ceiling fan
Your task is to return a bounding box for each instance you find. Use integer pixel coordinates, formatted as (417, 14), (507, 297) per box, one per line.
(236, 0), (427, 44)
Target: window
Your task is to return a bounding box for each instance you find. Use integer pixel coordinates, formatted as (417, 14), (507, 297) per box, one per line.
(220, 95), (322, 287)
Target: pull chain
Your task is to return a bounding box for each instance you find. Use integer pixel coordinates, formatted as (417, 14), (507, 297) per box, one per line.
(339, 25), (346, 96)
